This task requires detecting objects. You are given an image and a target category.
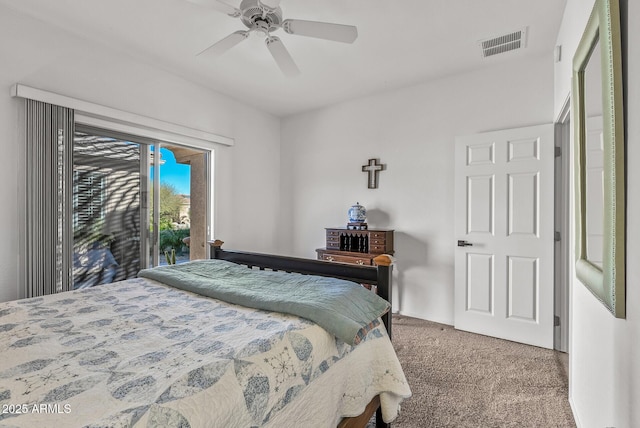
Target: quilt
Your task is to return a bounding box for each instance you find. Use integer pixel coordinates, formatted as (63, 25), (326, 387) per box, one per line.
(138, 259), (390, 345)
(0, 277), (410, 427)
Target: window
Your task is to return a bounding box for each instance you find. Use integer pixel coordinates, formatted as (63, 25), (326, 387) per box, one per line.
(73, 170), (106, 231)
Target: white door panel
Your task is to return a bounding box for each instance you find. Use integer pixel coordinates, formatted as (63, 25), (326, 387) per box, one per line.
(454, 124), (555, 349)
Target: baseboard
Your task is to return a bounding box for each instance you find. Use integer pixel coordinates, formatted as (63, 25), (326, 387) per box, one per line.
(395, 310), (453, 326)
(569, 396), (582, 427)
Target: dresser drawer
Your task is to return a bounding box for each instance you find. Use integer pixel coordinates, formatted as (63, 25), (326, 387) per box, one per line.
(326, 235), (340, 250)
(370, 231), (387, 239)
(326, 230), (341, 237)
(369, 238), (386, 246)
(321, 253), (372, 266)
(369, 245), (387, 253)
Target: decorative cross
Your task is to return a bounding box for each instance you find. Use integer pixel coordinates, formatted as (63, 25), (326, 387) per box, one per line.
(362, 158), (385, 189)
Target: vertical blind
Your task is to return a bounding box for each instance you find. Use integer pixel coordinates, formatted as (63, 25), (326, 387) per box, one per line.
(25, 100), (74, 297)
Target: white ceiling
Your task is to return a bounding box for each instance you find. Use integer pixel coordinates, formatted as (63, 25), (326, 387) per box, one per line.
(1, 0), (567, 117)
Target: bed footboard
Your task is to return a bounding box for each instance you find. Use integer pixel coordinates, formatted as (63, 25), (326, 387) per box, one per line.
(209, 240), (393, 338)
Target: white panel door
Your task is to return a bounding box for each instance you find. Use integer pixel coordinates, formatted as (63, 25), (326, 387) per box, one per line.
(454, 124), (555, 349)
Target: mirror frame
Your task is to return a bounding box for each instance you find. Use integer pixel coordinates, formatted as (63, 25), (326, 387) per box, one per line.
(572, 0), (625, 318)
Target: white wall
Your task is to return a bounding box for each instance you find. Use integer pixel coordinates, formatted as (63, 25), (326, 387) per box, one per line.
(555, 0), (639, 426)
(0, 6), (282, 303)
(281, 54), (553, 323)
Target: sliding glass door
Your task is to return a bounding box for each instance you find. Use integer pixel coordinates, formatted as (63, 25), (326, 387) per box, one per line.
(72, 126), (210, 289)
(150, 145), (210, 266)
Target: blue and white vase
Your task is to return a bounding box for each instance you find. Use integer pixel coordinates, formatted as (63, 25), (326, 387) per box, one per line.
(348, 202), (366, 222)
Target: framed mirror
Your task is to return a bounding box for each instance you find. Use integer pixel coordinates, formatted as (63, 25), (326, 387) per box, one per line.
(572, 0), (625, 317)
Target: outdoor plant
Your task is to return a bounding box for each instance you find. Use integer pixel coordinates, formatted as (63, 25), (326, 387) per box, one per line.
(159, 228), (190, 253)
(164, 249), (176, 265)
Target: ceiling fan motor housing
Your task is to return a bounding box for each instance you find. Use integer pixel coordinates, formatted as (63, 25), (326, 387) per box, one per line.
(239, 0), (283, 32)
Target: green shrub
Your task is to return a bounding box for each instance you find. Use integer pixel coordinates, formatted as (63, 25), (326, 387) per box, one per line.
(159, 228), (190, 253)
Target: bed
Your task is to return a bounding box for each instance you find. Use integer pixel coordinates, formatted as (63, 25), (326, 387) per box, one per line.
(0, 240), (410, 427)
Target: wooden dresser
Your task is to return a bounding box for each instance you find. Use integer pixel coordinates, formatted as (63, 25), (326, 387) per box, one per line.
(316, 228), (394, 266)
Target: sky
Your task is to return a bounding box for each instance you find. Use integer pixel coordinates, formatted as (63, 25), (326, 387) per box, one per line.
(152, 147), (191, 195)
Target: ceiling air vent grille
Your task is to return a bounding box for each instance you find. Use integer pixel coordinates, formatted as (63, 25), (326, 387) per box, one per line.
(479, 28), (528, 58)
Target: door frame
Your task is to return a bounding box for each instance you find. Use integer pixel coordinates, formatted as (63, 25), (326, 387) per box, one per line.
(554, 95), (572, 353)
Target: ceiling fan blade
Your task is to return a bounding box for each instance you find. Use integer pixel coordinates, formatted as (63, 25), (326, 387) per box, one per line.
(186, 0), (240, 17)
(258, 0), (281, 9)
(197, 30), (249, 56)
(282, 19), (358, 43)
(265, 36), (300, 77)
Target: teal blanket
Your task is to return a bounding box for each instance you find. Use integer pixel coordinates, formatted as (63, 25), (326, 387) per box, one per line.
(138, 259), (390, 345)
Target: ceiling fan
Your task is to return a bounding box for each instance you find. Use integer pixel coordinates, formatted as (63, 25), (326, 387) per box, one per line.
(188, 0), (358, 76)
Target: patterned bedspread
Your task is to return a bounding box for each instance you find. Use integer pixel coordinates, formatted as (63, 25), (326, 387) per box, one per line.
(0, 277), (410, 427)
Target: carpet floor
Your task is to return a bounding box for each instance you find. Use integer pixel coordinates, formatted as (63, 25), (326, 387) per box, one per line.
(383, 315), (576, 428)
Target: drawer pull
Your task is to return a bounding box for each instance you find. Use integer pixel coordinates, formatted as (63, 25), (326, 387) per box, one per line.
(356, 260), (364, 265)
(325, 256), (334, 261)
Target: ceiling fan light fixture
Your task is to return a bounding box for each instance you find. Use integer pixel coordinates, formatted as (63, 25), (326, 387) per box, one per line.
(240, 0), (282, 31)
(194, 0), (357, 75)
(253, 19), (271, 36)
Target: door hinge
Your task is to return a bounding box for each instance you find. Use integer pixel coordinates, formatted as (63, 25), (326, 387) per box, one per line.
(555, 146), (562, 157)
(554, 315), (561, 327)
(555, 231), (561, 241)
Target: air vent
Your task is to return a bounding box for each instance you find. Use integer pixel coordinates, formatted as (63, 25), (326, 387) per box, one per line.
(479, 28), (528, 58)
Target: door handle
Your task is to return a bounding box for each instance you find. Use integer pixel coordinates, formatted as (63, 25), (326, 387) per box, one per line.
(457, 240), (473, 247)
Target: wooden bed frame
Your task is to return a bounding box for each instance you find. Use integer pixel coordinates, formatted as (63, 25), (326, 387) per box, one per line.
(209, 240), (394, 428)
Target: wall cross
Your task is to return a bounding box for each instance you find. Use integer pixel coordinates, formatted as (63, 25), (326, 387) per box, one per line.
(362, 158), (386, 189)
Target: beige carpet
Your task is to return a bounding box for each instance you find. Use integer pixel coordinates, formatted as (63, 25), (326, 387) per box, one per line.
(384, 315), (576, 428)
